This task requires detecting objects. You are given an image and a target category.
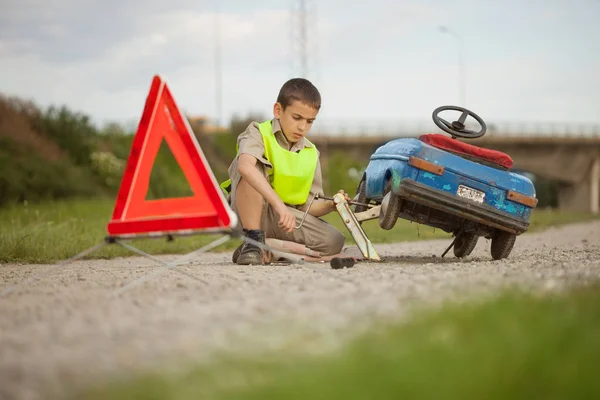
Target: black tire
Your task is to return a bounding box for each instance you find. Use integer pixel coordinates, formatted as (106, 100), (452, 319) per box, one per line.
(453, 232), (478, 258)
(354, 178), (368, 214)
(379, 181), (401, 230)
(491, 230), (516, 260)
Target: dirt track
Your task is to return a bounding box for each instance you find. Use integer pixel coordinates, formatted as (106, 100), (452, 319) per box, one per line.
(1, 220), (599, 400)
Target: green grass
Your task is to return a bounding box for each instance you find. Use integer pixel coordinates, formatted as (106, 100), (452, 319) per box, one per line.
(0, 197), (242, 263)
(0, 198), (597, 263)
(79, 283), (600, 400)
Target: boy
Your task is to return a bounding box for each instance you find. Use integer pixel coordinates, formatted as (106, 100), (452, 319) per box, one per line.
(221, 78), (347, 265)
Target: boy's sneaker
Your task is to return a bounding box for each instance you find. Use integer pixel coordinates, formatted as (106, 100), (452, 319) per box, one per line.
(234, 229), (265, 265)
(232, 245), (242, 263)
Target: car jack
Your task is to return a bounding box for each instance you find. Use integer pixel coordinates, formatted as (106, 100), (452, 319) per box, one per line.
(296, 193), (382, 261)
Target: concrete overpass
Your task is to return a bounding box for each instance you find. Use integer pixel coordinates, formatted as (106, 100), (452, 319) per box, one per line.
(309, 121), (600, 214)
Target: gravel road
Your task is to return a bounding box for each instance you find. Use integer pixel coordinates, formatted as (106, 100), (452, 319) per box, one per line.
(1, 220), (599, 400)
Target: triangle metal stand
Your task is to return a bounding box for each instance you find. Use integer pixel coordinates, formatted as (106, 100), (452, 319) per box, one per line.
(0, 232), (233, 298)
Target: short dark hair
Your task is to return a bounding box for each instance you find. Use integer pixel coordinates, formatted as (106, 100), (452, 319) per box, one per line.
(276, 78), (321, 110)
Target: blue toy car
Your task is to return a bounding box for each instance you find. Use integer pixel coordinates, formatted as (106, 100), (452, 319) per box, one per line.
(354, 106), (538, 260)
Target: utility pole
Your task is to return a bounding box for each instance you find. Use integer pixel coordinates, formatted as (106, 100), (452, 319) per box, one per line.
(290, 0), (327, 184)
(290, 0), (316, 79)
(299, 0), (308, 77)
(214, 1), (223, 129)
(439, 26), (466, 107)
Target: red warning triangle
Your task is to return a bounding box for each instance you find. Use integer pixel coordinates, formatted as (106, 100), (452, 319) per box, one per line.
(107, 75), (237, 237)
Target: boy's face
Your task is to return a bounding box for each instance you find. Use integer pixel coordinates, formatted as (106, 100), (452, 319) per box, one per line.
(273, 100), (319, 144)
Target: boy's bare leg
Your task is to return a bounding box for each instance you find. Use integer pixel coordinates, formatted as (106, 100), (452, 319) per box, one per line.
(236, 177), (263, 229)
(234, 177), (266, 264)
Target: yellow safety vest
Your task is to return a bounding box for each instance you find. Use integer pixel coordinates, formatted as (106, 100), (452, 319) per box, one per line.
(220, 120), (318, 206)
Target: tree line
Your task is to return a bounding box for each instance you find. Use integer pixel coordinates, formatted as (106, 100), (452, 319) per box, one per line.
(0, 95), (365, 208)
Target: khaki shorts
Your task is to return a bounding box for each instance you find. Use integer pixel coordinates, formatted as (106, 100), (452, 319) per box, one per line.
(229, 162), (345, 256)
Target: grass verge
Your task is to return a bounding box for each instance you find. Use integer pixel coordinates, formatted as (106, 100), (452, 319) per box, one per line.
(1, 198), (597, 263)
(79, 283), (600, 400)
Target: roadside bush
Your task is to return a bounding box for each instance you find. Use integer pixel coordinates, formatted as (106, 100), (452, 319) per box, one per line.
(0, 97), (106, 205)
(0, 137), (101, 205)
(40, 105), (97, 167)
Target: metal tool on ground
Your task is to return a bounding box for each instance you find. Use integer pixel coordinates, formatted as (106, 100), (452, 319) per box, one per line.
(296, 193), (382, 262)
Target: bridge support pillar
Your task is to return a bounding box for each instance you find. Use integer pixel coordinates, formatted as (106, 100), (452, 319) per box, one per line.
(558, 156), (600, 214)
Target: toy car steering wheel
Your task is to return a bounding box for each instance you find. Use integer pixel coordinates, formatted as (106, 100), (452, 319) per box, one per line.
(432, 105), (487, 139)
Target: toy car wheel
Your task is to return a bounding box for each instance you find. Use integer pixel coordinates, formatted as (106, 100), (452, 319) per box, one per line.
(379, 182), (401, 230)
(354, 178), (369, 214)
(490, 230), (516, 260)
(453, 232), (478, 258)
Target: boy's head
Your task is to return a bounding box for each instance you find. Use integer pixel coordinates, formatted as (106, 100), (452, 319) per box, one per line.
(273, 78), (321, 144)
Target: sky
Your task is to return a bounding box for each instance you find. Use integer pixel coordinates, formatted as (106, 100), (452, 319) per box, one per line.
(1, 0), (600, 133)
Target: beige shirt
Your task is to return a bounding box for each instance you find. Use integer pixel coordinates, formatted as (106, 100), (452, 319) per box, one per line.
(227, 118), (325, 211)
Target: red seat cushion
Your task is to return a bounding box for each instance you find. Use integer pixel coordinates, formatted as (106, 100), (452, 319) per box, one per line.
(419, 134), (514, 169)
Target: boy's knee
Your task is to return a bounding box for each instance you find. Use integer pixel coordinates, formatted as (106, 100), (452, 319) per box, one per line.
(314, 226), (345, 256)
(233, 163), (268, 193)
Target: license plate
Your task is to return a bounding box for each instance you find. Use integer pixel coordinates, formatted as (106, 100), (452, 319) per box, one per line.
(457, 185), (485, 204)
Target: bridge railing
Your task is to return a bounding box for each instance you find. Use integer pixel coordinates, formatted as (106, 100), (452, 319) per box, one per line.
(311, 120), (600, 138)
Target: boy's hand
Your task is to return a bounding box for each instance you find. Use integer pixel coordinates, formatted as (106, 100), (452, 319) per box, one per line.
(275, 203), (296, 233)
(328, 189), (351, 211)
